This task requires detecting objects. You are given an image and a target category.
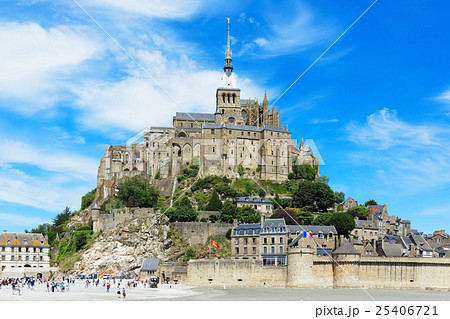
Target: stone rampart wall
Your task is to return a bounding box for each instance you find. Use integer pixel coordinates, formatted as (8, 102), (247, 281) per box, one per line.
(187, 259), (287, 287)
(172, 222), (232, 245)
(187, 253), (450, 289)
(93, 207), (154, 232)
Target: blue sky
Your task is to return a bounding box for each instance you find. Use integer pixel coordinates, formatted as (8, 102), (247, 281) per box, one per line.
(0, 0), (449, 234)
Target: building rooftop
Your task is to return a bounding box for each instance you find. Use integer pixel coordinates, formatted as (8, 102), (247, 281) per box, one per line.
(333, 240), (360, 255)
(355, 220), (378, 229)
(140, 258), (160, 272)
(236, 197), (273, 204)
(174, 112), (215, 121)
(233, 223), (261, 236)
(202, 123), (288, 133)
(0, 231), (49, 247)
(287, 225), (337, 235)
(261, 219), (287, 234)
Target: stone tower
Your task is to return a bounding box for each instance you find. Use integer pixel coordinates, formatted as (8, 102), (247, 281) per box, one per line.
(286, 238), (316, 287)
(215, 18), (244, 125)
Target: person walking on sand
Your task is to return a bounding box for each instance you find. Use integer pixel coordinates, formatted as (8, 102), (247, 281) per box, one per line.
(117, 286), (121, 298)
(122, 288), (126, 299)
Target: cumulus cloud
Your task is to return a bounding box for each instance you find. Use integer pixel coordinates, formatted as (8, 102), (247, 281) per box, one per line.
(73, 48), (265, 134)
(0, 22), (102, 111)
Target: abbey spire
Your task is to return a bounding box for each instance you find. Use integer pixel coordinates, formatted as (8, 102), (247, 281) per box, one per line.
(224, 17), (233, 75)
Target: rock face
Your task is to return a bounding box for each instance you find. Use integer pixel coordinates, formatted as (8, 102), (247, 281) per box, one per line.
(72, 211), (180, 278)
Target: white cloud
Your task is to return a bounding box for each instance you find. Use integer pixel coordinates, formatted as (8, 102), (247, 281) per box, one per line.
(244, 4), (335, 57)
(417, 204), (450, 217)
(0, 167), (89, 212)
(84, 0), (208, 19)
(0, 139), (98, 182)
(73, 48), (265, 133)
(347, 108), (442, 150)
(0, 212), (47, 227)
(0, 21), (102, 111)
(347, 108), (450, 193)
(311, 118), (339, 124)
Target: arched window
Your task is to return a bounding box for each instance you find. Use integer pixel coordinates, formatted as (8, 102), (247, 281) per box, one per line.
(222, 93), (225, 103)
(232, 94), (236, 103)
(227, 93), (231, 103)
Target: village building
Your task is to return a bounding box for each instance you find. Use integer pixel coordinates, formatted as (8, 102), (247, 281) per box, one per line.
(287, 225), (337, 250)
(231, 223), (261, 259)
(351, 219), (379, 241)
(0, 230), (51, 278)
(235, 196), (274, 223)
(342, 197), (358, 212)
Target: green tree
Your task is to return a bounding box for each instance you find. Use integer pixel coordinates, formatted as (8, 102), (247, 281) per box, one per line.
(183, 246), (196, 262)
(165, 206), (198, 222)
(334, 191), (345, 204)
(117, 175), (159, 207)
(81, 188), (96, 210)
(31, 223), (53, 235)
(364, 199), (378, 207)
(297, 210), (314, 224)
(73, 231), (88, 251)
(53, 207), (72, 230)
(292, 181), (316, 209)
(220, 200), (238, 223)
(292, 163), (316, 181)
(292, 181), (334, 212)
(347, 206), (369, 220)
(236, 206), (260, 224)
(257, 188), (266, 198)
(312, 212), (334, 226)
(205, 191), (223, 211)
(314, 182), (335, 211)
(238, 164), (245, 177)
(329, 213), (356, 237)
(175, 196), (192, 208)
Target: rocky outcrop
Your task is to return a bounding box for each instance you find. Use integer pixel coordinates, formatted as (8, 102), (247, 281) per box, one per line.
(70, 211), (185, 278)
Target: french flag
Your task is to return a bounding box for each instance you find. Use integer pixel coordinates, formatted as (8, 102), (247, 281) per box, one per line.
(303, 231), (313, 239)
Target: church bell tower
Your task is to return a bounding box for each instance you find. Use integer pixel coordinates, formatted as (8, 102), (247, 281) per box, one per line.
(215, 18), (243, 125)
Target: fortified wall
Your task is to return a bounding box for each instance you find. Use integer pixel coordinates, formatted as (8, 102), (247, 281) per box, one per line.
(172, 222), (232, 245)
(91, 207), (154, 233)
(187, 247), (450, 289)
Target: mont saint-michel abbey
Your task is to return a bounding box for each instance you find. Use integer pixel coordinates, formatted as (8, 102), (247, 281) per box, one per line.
(96, 23), (319, 200)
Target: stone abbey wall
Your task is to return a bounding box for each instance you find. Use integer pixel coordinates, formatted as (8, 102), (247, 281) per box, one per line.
(172, 222), (232, 245)
(187, 249), (450, 289)
(92, 207), (154, 233)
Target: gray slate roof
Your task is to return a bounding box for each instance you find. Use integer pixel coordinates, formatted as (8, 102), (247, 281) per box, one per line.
(236, 197), (273, 204)
(287, 225), (337, 235)
(261, 219), (287, 234)
(233, 223), (261, 236)
(140, 258), (160, 271)
(382, 243), (408, 257)
(355, 220), (378, 229)
(202, 123), (288, 133)
(333, 240), (360, 255)
(174, 112), (215, 121)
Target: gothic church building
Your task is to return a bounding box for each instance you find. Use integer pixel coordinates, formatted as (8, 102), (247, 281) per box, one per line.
(96, 22), (319, 201)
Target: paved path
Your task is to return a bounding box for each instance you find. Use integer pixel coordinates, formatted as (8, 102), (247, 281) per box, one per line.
(1, 281), (449, 301)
